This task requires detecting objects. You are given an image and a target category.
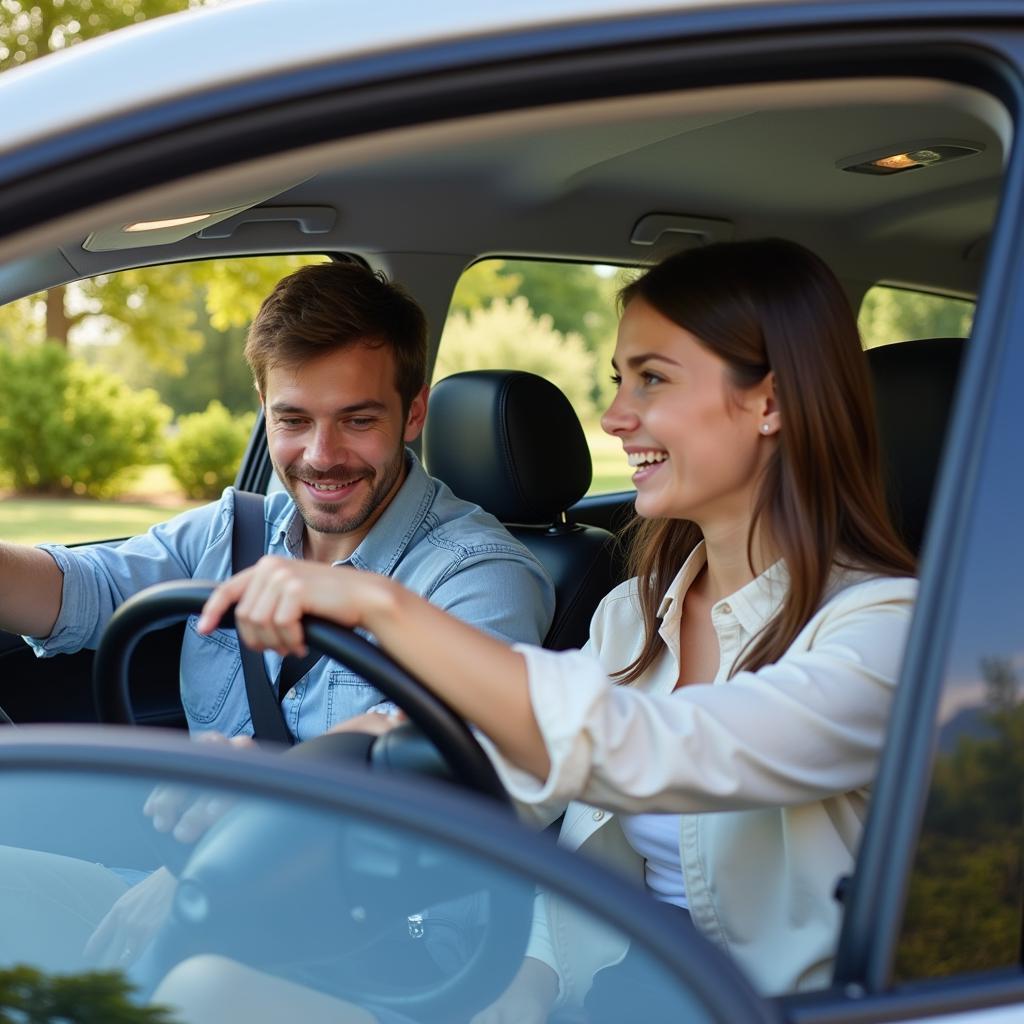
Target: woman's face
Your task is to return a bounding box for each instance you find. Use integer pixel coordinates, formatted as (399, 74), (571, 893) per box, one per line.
(601, 297), (777, 533)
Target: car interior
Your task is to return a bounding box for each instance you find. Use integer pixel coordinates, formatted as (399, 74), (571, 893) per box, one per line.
(0, 73), (999, 745)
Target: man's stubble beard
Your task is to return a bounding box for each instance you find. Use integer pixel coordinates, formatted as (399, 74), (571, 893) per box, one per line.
(284, 443), (406, 538)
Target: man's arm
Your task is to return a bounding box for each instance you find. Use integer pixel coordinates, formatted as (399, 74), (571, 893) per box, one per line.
(0, 542), (63, 638)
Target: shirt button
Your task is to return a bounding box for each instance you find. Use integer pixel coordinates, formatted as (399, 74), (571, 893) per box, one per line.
(285, 688), (297, 700)
(592, 810), (605, 822)
(720, 602), (732, 615)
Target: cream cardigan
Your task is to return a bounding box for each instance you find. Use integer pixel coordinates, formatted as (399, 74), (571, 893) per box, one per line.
(482, 544), (917, 999)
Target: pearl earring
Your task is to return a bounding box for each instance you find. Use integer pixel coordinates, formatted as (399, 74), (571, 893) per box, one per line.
(760, 423), (771, 434)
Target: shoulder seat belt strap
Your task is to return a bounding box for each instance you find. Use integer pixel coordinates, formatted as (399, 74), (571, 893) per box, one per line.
(231, 490), (296, 745)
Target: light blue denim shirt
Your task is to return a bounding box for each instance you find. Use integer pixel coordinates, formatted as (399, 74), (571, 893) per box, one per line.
(28, 451), (555, 741)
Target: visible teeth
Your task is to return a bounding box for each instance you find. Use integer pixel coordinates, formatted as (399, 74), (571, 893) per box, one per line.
(308, 479), (357, 491)
(627, 451), (668, 468)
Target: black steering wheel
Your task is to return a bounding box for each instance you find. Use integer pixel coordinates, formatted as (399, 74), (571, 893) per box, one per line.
(92, 579), (509, 804)
(93, 580), (529, 1018)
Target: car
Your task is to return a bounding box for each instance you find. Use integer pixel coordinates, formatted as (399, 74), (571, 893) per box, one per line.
(0, 0), (1020, 1021)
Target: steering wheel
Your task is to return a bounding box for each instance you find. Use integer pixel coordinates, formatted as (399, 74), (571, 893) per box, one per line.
(92, 579), (509, 803)
(93, 580), (528, 1018)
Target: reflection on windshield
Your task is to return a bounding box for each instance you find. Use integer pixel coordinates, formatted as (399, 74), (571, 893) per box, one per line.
(896, 654), (1024, 979)
(0, 769), (707, 1024)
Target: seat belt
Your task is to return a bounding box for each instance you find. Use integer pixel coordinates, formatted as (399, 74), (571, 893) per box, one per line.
(231, 490), (319, 745)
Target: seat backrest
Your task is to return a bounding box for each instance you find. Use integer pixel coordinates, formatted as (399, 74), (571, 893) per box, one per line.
(866, 337), (965, 556)
(424, 370), (620, 650)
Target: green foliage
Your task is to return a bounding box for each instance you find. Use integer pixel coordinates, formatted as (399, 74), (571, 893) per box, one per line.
(0, 964), (177, 1022)
(0, 343), (169, 497)
(895, 656), (1024, 980)
(435, 297), (598, 415)
(448, 262), (520, 315)
(0, 0), (217, 70)
(166, 400), (256, 499)
(858, 285), (973, 348)
(499, 259), (621, 353)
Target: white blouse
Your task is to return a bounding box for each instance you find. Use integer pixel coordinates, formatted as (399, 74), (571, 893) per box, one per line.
(482, 543), (917, 997)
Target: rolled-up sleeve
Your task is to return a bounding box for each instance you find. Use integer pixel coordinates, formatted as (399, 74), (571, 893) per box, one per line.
(484, 577), (916, 813)
(24, 495), (231, 655)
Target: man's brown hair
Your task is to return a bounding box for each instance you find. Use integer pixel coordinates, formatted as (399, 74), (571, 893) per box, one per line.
(245, 261), (428, 413)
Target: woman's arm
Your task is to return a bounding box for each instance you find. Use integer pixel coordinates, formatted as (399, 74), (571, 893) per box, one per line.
(198, 556), (551, 777)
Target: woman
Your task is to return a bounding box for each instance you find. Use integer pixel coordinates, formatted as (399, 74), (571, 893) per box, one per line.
(185, 238), (917, 1019)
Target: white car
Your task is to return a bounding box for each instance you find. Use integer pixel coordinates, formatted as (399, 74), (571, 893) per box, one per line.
(0, 1), (1018, 1022)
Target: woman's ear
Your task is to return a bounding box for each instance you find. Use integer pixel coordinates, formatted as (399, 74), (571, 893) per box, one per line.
(756, 372), (781, 436)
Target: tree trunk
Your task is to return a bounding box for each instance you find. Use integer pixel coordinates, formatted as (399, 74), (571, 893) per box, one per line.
(45, 286), (69, 346)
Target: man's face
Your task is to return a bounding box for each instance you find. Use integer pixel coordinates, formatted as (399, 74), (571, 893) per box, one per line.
(263, 343), (426, 556)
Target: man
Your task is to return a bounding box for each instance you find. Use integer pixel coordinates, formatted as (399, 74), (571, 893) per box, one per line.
(0, 260), (555, 972)
(0, 260), (555, 740)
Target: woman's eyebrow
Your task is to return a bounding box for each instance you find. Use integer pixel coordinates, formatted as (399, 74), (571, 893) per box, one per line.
(612, 353), (682, 371)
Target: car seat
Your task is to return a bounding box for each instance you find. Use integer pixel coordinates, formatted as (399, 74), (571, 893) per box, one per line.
(866, 337), (965, 556)
(424, 370), (620, 650)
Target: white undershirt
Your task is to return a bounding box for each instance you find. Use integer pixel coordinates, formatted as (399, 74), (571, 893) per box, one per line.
(618, 813), (687, 909)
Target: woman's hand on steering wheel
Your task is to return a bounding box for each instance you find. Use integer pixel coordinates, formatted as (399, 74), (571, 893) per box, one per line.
(197, 556), (391, 657)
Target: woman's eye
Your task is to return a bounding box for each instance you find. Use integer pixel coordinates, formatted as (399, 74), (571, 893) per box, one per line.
(640, 371), (663, 386)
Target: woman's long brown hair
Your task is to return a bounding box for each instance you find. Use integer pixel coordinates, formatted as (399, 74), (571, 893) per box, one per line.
(615, 239), (916, 683)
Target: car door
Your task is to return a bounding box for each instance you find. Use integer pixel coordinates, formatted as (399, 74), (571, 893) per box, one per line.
(0, 727), (778, 1023)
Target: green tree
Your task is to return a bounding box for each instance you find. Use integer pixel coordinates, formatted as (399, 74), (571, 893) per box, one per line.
(0, 0), (214, 70)
(0, 964), (177, 1023)
(1, 255), (324, 387)
(435, 296), (597, 415)
(858, 285), (973, 348)
(0, 343), (170, 496)
(447, 261), (520, 315)
(0, 0), (226, 369)
(895, 656), (1024, 980)
(499, 259), (621, 353)
(166, 400), (257, 498)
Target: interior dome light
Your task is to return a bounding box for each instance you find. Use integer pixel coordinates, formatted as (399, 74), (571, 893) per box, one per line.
(840, 142), (981, 176)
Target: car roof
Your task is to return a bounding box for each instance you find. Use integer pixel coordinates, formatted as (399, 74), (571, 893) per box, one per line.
(0, 0), (791, 155)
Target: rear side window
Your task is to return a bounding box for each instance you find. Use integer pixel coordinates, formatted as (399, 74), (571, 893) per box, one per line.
(434, 258), (635, 494)
(859, 285), (974, 349)
(0, 254), (326, 546)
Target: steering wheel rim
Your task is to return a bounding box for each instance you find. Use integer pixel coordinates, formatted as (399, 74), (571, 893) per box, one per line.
(92, 579), (510, 804)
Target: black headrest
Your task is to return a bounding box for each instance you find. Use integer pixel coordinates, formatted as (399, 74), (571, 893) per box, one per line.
(424, 370), (593, 524)
(867, 337), (965, 555)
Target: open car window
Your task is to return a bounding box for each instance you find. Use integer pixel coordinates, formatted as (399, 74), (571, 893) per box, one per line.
(0, 255), (326, 546)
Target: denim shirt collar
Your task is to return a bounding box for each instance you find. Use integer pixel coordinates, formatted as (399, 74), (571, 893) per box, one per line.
(272, 449), (434, 574)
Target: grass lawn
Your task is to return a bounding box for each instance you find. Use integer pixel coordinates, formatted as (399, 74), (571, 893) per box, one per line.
(0, 464), (201, 546)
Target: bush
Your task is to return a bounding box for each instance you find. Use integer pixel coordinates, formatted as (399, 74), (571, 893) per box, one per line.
(166, 401), (257, 500)
(0, 343), (170, 498)
(436, 297), (598, 415)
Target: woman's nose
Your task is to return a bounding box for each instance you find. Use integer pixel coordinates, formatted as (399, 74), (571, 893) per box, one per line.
(601, 390), (638, 437)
